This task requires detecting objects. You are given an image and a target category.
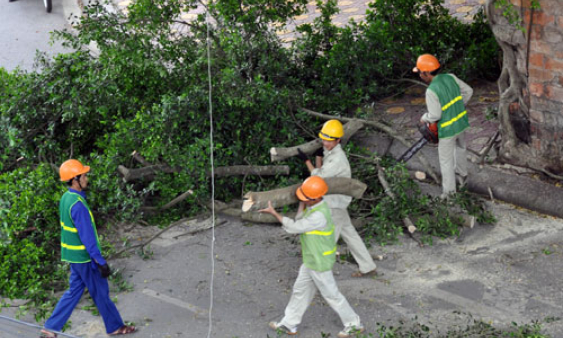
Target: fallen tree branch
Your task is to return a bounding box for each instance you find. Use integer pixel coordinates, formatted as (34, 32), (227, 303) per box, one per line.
(211, 165), (290, 177)
(117, 164), (174, 183)
(142, 189), (194, 212)
(242, 177), (367, 212)
(376, 168), (417, 234)
(479, 130), (500, 165)
(270, 119), (365, 162)
(108, 214), (209, 259)
(300, 108), (440, 184)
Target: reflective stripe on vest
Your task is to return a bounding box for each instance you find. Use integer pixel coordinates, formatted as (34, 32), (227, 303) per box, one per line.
(61, 242), (86, 250)
(61, 221), (78, 233)
(440, 110), (467, 128)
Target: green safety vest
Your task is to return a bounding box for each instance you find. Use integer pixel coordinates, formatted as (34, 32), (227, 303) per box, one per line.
(428, 74), (469, 139)
(300, 202), (337, 272)
(59, 191), (101, 263)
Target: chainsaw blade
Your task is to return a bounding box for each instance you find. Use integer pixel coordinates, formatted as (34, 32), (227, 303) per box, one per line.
(398, 137), (428, 162)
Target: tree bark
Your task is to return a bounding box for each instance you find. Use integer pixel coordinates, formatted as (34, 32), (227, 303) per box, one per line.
(270, 119), (365, 162)
(211, 165), (290, 177)
(242, 177), (368, 212)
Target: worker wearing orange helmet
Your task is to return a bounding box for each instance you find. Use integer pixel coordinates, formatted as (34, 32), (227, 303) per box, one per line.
(297, 120), (377, 277)
(41, 159), (135, 338)
(414, 54), (474, 197)
(259, 176), (364, 338)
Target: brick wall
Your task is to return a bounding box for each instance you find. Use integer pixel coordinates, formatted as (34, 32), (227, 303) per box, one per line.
(519, 0), (563, 166)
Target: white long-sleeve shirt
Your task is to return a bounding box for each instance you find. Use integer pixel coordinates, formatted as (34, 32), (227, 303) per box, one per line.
(281, 200), (328, 234)
(311, 144), (352, 209)
(421, 73), (474, 123)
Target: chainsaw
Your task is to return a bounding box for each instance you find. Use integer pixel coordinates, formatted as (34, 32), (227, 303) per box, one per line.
(398, 122), (438, 162)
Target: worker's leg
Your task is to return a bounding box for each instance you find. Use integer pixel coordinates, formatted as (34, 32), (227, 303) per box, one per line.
(79, 262), (124, 334)
(279, 264), (317, 329)
(438, 136), (457, 195)
(332, 209), (376, 274)
(311, 269), (361, 327)
(44, 264), (86, 332)
(455, 132), (468, 178)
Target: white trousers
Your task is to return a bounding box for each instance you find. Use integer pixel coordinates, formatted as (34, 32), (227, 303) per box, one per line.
(438, 132), (468, 195)
(279, 264), (361, 329)
(332, 209), (377, 274)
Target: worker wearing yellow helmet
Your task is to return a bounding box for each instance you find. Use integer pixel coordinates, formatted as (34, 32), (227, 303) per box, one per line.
(42, 160), (136, 337)
(296, 120), (378, 278)
(414, 54), (474, 197)
(259, 176), (364, 338)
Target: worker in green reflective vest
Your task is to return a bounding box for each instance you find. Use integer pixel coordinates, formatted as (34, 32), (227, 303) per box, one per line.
(414, 54), (474, 198)
(41, 159), (136, 338)
(259, 176), (364, 338)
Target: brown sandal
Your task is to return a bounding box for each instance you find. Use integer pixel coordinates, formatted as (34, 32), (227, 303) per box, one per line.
(351, 269), (379, 278)
(109, 325), (136, 335)
(40, 329), (57, 338)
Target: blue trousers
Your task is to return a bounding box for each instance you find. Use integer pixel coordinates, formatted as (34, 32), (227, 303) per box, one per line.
(44, 262), (124, 334)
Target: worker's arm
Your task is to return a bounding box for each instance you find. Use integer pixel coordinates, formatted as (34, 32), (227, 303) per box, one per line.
(421, 90), (442, 123)
(258, 201), (326, 234)
(450, 74), (473, 104)
(71, 202), (106, 266)
(281, 210), (326, 234)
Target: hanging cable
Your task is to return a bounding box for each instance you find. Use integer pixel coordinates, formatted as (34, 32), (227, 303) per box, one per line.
(205, 2), (216, 338)
(0, 315), (80, 338)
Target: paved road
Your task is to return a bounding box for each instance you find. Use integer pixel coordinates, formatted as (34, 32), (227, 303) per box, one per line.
(0, 0), (79, 72)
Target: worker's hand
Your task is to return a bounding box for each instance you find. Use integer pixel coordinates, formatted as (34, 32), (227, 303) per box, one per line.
(258, 201), (275, 215)
(296, 148), (309, 162)
(313, 147), (324, 158)
(98, 263), (112, 278)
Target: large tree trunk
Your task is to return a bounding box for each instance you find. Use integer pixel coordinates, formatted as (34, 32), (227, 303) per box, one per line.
(485, 0), (563, 174)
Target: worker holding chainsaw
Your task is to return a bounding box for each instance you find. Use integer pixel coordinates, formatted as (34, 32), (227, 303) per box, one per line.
(41, 159), (136, 338)
(414, 54), (473, 198)
(296, 120), (378, 278)
(259, 176), (364, 338)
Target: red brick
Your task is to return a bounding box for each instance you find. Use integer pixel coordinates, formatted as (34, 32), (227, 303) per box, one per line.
(558, 16), (563, 29)
(555, 51), (563, 59)
(530, 25), (543, 40)
(532, 40), (552, 54)
(532, 137), (542, 151)
(530, 109), (545, 123)
(529, 82), (545, 97)
(533, 12), (555, 26)
(545, 57), (563, 72)
(545, 85), (563, 100)
(559, 76), (563, 86)
(529, 52), (545, 67)
(529, 67), (554, 82)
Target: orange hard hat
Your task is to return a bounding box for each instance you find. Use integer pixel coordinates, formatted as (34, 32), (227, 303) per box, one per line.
(59, 159), (90, 181)
(413, 54), (440, 73)
(296, 176), (329, 201)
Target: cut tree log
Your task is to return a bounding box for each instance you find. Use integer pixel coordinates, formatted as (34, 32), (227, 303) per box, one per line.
(211, 165), (290, 177)
(300, 107), (440, 184)
(118, 164), (174, 183)
(242, 177), (367, 212)
(270, 119), (365, 162)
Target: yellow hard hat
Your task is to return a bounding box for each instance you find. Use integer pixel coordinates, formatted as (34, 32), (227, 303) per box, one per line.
(296, 176), (329, 201)
(319, 120), (344, 141)
(413, 54), (440, 73)
(59, 159), (90, 181)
